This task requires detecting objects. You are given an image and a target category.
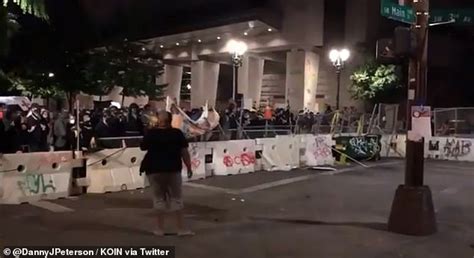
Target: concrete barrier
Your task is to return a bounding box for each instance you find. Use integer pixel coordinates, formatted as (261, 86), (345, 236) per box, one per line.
(256, 135), (300, 171)
(302, 134), (335, 166)
(0, 151), (82, 204)
(425, 137), (473, 161)
(208, 140), (257, 175)
(182, 142), (209, 182)
(86, 148), (147, 193)
(380, 134), (406, 158)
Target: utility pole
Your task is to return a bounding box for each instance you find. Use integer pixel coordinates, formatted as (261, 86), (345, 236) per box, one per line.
(388, 0), (437, 236)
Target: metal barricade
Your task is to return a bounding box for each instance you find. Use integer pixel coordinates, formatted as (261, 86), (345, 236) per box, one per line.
(434, 107), (474, 137)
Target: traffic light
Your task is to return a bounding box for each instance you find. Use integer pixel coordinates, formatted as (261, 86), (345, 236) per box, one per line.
(376, 38), (397, 64)
(394, 26), (417, 57)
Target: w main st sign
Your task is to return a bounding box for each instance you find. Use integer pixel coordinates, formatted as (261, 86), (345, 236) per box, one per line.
(381, 0), (415, 24)
(381, 0), (474, 25)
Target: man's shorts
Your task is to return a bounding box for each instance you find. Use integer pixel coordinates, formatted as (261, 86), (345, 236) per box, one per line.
(147, 173), (183, 212)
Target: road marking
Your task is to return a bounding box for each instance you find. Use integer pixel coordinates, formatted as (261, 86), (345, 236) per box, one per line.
(30, 201), (74, 213)
(184, 182), (240, 195)
(185, 160), (404, 194)
(430, 164), (474, 172)
(238, 161), (403, 194)
(440, 187), (458, 195)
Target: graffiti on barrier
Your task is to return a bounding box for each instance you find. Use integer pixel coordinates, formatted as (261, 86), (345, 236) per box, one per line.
(191, 159), (201, 170)
(428, 140), (440, 151)
(223, 152), (256, 168)
(17, 174), (56, 196)
(30, 153), (70, 171)
(348, 137), (381, 157)
(312, 137), (332, 159)
(188, 144), (202, 170)
(443, 139), (471, 158)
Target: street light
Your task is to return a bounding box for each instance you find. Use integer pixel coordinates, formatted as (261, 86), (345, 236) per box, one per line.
(48, 72), (55, 78)
(329, 48), (350, 110)
(227, 39), (248, 101)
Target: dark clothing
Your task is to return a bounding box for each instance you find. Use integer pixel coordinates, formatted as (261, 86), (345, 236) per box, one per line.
(0, 119), (6, 153)
(125, 114), (142, 134)
(0, 119), (20, 153)
(26, 115), (47, 152)
(94, 121), (121, 149)
(80, 121), (94, 150)
(140, 128), (188, 174)
(39, 118), (50, 151)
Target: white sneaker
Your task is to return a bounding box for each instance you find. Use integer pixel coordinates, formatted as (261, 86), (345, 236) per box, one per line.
(152, 229), (165, 236)
(177, 230), (195, 237)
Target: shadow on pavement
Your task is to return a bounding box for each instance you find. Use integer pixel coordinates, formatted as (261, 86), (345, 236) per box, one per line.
(250, 217), (387, 232)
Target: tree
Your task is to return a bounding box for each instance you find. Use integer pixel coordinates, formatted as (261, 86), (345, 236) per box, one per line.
(350, 60), (403, 104)
(0, 0), (47, 57)
(87, 40), (166, 106)
(0, 0), (47, 95)
(2, 0), (48, 19)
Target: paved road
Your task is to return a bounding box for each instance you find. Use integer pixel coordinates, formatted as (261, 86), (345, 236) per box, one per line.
(1, 159), (473, 258)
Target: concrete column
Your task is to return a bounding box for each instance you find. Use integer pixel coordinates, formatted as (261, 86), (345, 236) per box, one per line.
(237, 55), (250, 96)
(238, 55), (265, 108)
(191, 61), (220, 108)
(247, 57), (265, 107)
(285, 50), (320, 112)
(158, 65), (183, 104)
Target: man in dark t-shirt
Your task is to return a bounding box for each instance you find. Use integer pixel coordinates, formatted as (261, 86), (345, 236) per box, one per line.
(140, 111), (194, 236)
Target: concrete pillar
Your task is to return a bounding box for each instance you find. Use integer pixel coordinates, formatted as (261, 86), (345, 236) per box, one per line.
(247, 57), (265, 107)
(285, 50), (320, 112)
(158, 65), (183, 104)
(191, 61), (220, 108)
(238, 55), (265, 108)
(237, 55), (250, 96)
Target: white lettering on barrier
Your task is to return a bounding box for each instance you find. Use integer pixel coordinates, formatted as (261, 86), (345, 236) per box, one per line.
(210, 140), (256, 175)
(304, 135), (335, 166)
(0, 152), (77, 204)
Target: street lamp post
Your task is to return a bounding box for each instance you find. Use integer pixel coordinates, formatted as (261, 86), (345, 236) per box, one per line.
(227, 39), (248, 101)
(329, 49), (350, 110)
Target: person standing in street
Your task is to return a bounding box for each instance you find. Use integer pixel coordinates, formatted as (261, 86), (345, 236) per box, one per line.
(140, 110), (194, 237)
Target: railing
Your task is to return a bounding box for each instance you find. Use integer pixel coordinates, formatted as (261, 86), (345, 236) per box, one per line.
(434, 107), (474, 137)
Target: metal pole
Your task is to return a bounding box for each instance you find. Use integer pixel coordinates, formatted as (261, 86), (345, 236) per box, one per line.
(405, 0), (429, 187)
(388, 0), (436, 236)
(75, 99), (80, 153)
(336, 69), (341, 111)
(232, 63), (236, 101)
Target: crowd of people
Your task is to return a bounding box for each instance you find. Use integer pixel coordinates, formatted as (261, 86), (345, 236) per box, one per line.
(0, 100), (362, 154)
(0, 103), (157, 154)
(219, 102), (360, 134)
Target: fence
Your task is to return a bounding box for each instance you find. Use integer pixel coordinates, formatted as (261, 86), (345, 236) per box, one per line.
(433, 108), (474, 137)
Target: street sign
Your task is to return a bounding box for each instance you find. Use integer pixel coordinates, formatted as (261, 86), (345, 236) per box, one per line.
(381, 0), (415, 24)
(430, 9), (474, 25)
(381, 0), (474, 25)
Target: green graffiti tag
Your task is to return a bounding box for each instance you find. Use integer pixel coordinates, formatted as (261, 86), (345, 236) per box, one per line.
(17, 174), (57, 195)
